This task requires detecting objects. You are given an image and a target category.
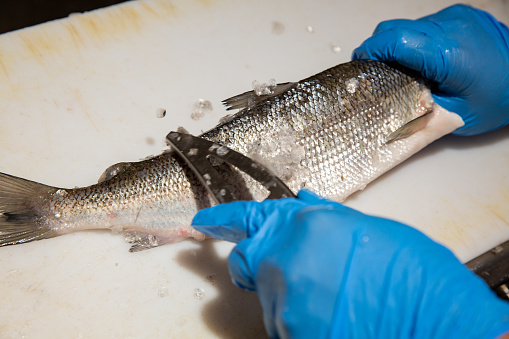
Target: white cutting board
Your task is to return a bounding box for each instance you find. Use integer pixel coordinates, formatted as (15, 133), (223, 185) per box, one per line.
(0, 0), (508, 337)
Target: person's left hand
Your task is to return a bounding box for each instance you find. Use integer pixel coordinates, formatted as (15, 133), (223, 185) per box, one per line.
(193, 189), (509, 338)
(352, 4), (509, 136)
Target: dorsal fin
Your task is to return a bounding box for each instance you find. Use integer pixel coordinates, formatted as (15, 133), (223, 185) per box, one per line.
(222, 82), (297, 111)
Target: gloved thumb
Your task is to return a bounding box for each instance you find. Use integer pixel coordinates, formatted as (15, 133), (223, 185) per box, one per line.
(192, 200), (265, 243)
(194, 197), (313, 290)
(193, 200), (280, 290)
(225, 196), (320, 291)
(193, 195), (313, 243)
(228, 240), (258, 291)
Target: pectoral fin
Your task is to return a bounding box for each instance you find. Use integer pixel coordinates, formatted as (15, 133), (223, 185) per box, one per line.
(386, 112), (433, 143)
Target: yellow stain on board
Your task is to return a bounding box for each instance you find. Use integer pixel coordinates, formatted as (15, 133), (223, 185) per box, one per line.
(0, 0), (181, 75)
(424, 190), (509, 262)
(0, 58), (10, 85)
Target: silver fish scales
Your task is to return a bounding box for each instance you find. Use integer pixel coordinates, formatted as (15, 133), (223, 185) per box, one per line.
(0, 60), (463, 251)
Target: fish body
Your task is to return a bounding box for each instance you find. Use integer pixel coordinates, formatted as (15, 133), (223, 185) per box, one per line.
(0, 60), (464, 251)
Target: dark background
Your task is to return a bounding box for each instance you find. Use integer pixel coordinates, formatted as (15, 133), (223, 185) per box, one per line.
(0, 0), (129, 34)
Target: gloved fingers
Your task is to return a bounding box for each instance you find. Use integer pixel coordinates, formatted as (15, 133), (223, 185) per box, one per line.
(297, 189), (352, 211)
(297, 188), (333, 204)
(192, 200), (263, 243)
(372, 6), (477, 35)
(433, 92), (509, 136)
(228, 242), (257, 291)
(372, 18), (422, 35)
(192, 198), (309, 243)
(353, 27), (447, 83)
(224, 193), (349, 292)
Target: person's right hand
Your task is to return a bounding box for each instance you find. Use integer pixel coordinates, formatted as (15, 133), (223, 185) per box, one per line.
(352, 4), (509, 136)
(193, 189), (509, 338)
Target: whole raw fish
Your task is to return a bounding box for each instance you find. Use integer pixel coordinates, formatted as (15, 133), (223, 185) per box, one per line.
(0, 60), (463, 251)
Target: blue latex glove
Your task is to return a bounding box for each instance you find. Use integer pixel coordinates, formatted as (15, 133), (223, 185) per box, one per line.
(352, 4), (509, 136)
(193, 189), (509, 338)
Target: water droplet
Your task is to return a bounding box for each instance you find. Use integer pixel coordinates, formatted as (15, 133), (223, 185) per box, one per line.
(195, 99), (213, 111)
(219, 189), (226, 196)
(492, 246), (504, 254)
(55, 189), (67, 197)
(156, 108), (166, 118)
(208, 144), (219, 152)
(191, 99), (213, 120)
(216, 146), (229, 156)
(124, 234), (137, 243)
(148, 234), (159, 247)
(191, 110), (204, 120)
(306, 25), (314, 33)
(158, 286), (169, 298)
(187, 148), (198, 156)
(193, 287), (205, 300)
(54, 212), (61, 218)
(330, 44), (341, 54)
(203, 173), (211, 180)
(362, 236), (369, 243)
(346, 78), (359, 94)
(252, 78), (277, 96)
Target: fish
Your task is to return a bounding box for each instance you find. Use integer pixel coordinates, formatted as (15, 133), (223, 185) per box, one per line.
(0, 60), (464, 252)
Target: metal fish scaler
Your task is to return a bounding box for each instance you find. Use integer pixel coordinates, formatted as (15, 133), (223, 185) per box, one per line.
(0, 60), (464, 251)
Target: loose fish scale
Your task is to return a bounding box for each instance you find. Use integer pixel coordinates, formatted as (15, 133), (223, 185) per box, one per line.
(5, 60), (430, 247)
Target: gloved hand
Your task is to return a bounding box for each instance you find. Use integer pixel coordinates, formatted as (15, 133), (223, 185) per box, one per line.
(352, 4), (509, 136)
(193, 189), (509, 338)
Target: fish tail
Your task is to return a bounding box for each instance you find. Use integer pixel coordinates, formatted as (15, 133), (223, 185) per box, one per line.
(0, 172), (59, 246)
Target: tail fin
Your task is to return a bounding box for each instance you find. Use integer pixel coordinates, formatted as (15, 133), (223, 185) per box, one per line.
(0, 172), (59, 246)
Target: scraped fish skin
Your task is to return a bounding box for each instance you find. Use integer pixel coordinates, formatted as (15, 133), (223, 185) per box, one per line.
(203, 60), (431, 201)
(0, 60), (436, 250)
